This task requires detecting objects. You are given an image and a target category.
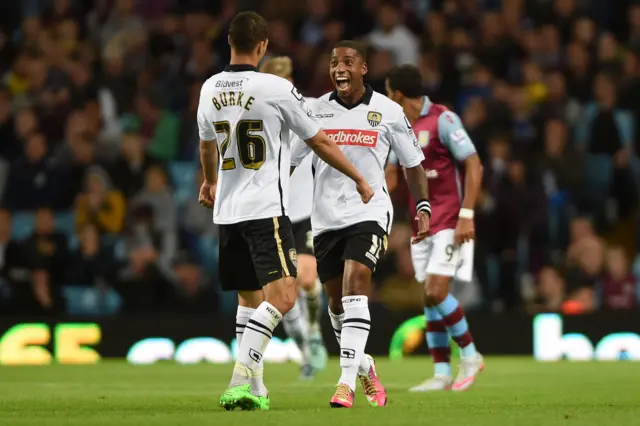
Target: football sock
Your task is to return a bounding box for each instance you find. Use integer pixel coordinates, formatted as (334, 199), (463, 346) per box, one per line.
(235, 302), (282, 393)
(435, 294), (478, 358)
(329, 308), (371, 375)
(425, 306), (452, 377)
(338, 296), (370, 390)
(282, 298), (311, 364)
(233, 306), (268, 397)
(305, 279), (323, 333)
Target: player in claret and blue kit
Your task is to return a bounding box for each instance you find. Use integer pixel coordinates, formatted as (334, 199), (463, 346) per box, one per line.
(292, 41), (432, 408)
(385, 65), (485, 392)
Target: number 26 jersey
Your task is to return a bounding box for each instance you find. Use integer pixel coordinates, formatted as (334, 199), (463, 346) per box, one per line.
(197, 64), (320, 225)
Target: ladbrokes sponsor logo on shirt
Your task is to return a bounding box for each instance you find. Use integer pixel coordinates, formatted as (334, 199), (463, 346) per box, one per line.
(325, 129), (378, 147)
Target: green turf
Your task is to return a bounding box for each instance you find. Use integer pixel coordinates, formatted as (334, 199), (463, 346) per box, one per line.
(1, 357), (638, 425)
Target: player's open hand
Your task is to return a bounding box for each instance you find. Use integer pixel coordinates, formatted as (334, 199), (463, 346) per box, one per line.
(199, 182), (215, 209)
(455, 218), (475, 245)
(412, 211), (430, 244)
(356, 179), (374, 204)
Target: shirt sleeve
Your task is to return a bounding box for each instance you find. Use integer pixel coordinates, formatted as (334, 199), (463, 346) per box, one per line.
(389, 113), (424, 168)
(437, 111), (477, 162)
(197, 85), (216, 142)
(291, 134), (312, 167)
(387, 151), (398, 165)
(276, 84), (321, 141)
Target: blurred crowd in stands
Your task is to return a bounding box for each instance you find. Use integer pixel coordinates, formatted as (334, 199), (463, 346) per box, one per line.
(0, 0), (639, 316)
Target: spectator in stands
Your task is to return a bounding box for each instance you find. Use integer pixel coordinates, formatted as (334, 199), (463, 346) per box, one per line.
(110, 130), (157, 198)
(600, 246), (637, 310)
(117, 204), (175, 312)
(67, 223), (118, 289)
(531, 266), (566, 313)
(3, 133), (55, 210)
(367, 1), (419, 66)
(131, 164), (175, 233)
(0, 208), (28, 309)
(180, 169), (216, 247)
(23, 207), (68, 314)
(75, 166), (126, 234)
(577, 72), (638, 221)
(123, 91), (180, 161)
(169, 253), (217, 313)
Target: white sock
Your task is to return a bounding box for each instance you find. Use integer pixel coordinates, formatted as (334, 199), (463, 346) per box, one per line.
(233, 306), (267, 397)
(338, 296), (371, 390)
(329, 303), (371, 379)
(305, 279), (323, 333)
(282, 298), (310, 364)
(237, 302), (282, 372)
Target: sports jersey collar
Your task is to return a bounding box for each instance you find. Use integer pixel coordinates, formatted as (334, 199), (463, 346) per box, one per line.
(224, 64), (258, 72)
(420, 96), (432, 117)
(329, 84), (374, 110)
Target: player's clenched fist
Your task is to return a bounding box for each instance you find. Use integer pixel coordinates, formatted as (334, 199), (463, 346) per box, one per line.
(356, 178), (374, 204)
(199, 182), (215, 209)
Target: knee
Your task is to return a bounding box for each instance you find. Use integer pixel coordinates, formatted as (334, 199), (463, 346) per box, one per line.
(424, 276), (449, 305)
(296, 258), (317, 292)
(265, 277), (297, 314)
(344, 263), (371, 296)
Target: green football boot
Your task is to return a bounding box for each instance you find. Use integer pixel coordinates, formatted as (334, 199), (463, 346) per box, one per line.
(219, 384), (260, 411)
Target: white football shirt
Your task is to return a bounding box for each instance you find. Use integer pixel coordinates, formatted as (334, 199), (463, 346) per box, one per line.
(291, 85), (424, 236)
(288, 97), (315, 224)
(197, 64), (320, 225)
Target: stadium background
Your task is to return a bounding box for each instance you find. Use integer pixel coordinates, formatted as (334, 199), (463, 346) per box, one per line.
(0, 0), (639, 363)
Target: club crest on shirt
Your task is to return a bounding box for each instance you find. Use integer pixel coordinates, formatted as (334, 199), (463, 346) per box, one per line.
(289, 248), (297, 267)
(367, 111), (382, 127)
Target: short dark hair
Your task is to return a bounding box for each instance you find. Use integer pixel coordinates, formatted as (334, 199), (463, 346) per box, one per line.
(386, 65), (423, 98)
(334, 40), (368, 62)
(228, 12), (268, 54)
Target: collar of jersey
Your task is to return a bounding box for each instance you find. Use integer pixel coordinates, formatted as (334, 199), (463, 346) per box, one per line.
(329, 84), (373, 110)
(420, 96), (432, 117)
(224, 64), (258, 72)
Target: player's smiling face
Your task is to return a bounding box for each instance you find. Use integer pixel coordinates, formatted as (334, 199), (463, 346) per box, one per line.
(330, 47), (367, 99)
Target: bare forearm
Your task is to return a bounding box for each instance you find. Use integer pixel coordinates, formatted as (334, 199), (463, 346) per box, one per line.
(199, 140), (218, 185)
(405, 165), (429, 201)
(307, 133), (363, 184)
(462, 154), (483, 210)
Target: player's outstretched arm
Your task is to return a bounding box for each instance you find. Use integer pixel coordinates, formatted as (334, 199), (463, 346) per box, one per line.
(305, 131), (374, 204)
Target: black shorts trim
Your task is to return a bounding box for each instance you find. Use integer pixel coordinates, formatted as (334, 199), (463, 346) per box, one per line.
(313, 221), (388, 283)
(219, 216), (297, 291)
(292, 218), (314, 256)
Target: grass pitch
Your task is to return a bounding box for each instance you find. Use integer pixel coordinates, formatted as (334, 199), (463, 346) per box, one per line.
(1, 357), (638, 426)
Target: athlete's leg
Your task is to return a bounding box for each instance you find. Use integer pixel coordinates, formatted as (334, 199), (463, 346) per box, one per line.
(331, 227), (388, 408)
(297, 254), (323, 330)
(233, 291), (268, 399)
(423, 231), (483, 391)
(222, 217), (298, 410)
(407, 237), (453, 392)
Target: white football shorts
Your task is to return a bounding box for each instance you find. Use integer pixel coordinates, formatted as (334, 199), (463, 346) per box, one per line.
(410, 229), (474, 283)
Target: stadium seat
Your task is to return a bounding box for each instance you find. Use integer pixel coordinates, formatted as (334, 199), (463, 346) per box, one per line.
(55, 212), (75, 236)
(11, 212), (35, 240)
(63, 286), (122, 316)
(169, 162), (196, 206)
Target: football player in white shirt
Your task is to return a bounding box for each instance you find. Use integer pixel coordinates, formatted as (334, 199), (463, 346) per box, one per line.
(291, 40), (431, 409)
(260, 56), (328, 379)
(197, 13), (373, 411)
